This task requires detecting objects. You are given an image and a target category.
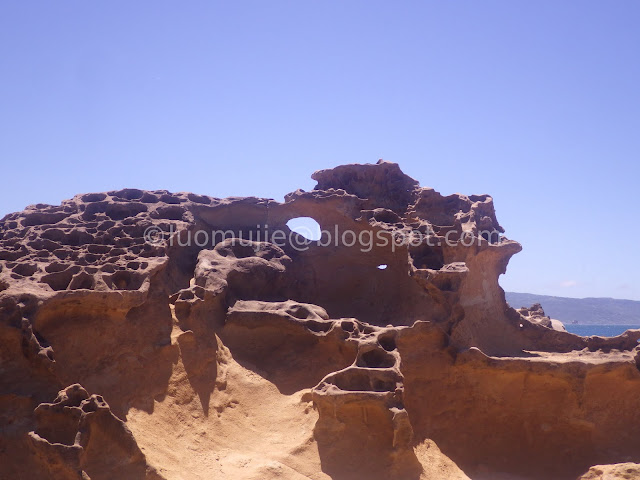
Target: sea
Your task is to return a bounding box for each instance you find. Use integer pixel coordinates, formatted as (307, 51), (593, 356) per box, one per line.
(564, 324), (640, 337)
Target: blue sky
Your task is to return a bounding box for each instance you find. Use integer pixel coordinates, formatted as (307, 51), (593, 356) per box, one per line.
(1, 1), (639, 299)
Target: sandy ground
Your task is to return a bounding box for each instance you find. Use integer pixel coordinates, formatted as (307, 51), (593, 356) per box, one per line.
(127, 329), (469, 480)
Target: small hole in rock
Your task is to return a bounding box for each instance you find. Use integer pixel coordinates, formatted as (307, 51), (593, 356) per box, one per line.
(341, 321), (355, 332)
(305, 320), (332, 333)
(377, 264), (387, 270)
(372, 378), (396, 392)
(286, 217), (321, 241)
(378, 335), (397, 352)
(68, 272), (95, 290)
(12, 263), (37, 277)
(358, 349), (396, 368)
(179, 289), (195, 300)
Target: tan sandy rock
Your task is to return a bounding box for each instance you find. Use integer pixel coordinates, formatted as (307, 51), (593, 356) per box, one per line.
(1, 160), (638, 479)
(577, 463), (640, 479)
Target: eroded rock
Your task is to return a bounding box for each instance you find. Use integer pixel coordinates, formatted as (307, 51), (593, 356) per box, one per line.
(1, 161), (639, 480)
(28, 384), (162, 480)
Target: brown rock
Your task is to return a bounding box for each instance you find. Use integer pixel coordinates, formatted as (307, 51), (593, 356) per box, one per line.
(1, 161), (638, 480)
(28, 384), (161, 479)
(577, 463), (640, 479)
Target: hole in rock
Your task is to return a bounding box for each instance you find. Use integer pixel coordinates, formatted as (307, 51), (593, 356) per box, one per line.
(100, 264), (117, 273)
(104, 203), (147, 221)
(41, 229), (66, 243)
(105, 271), (144, 290)
(305, 320), (332, 333)
(155, 205), (186, 220)
(67, 230), (95, 247)
(87, 244), (111, 254)
(332, 370), (374, 391)
(217, 241), (259, 259)
(331, 369), (397, 392)
(12, 263), (37, 277)
(377, 334), (397, 352)
(159, 194), (182, 204)
(81, 193), (107, 203)
(358, 348), (396, 368)
(82, 254), (101, 264)
(112, 189), (143, 201)
(286, 217), (321, 241)
(377, 264), (388, 270)
(187, 193), (211, 205)
(178, 289), (195, 300)
(372, 209), (401, 223)
(140, 192), (159, 203)
(40, 267), (80, 291)
(341, 320), (355, 332)
(68, 272), (95, 290)
(372, 378), (396, 392)
(411, 244), (445, 270)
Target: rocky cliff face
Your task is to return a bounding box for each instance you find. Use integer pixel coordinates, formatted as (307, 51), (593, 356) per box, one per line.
(2, 160), (640, 480)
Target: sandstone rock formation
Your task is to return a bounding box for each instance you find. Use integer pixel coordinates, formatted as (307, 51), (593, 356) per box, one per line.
(516, 303), (567, 332)
(1, 160), (640, 480)
(577, 463), (640, 480)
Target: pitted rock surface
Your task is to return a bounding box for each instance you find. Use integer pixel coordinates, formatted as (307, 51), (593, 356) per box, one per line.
(2, 160), (640, 480)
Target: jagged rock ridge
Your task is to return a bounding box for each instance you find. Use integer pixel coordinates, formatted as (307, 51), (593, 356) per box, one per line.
(1, 160), (640, 480)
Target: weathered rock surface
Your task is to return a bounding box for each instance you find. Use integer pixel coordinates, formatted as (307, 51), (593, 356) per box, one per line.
(28, 384), (161, 480)
(1, 160), (640, 479)
(516, 302), (567, 332)
(578, 463), (640, 480)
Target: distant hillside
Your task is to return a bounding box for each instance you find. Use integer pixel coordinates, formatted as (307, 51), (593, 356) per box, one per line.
(505, 292), (640, 325)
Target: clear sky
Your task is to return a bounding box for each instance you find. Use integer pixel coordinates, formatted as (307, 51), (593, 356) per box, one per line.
(1, 1), (639, 300)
